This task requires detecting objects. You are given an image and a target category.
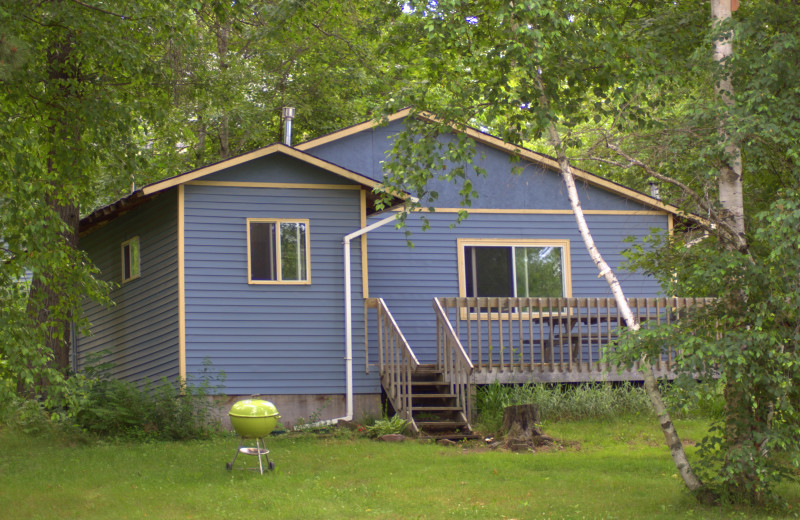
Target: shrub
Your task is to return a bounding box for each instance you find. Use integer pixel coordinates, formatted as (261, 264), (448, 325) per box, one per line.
(475, 380), (725, 434)
(475, 381), (654, 434)
(73, 369), (224, 441)
(361, 414), (409, 438)
(0, 396), (57, 436)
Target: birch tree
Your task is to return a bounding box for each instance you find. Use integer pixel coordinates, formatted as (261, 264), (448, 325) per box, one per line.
(379, 0), (800, 503)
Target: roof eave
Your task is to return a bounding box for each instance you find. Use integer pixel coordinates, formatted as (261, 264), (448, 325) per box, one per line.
(80, 143), (409, 234)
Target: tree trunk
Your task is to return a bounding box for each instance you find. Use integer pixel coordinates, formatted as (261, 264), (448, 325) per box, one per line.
(195, 115), (207, 164)
(216, 21), (231, 159)
(502, 404), (554, 451)
(711, 0), (745, 248)
(23, 33), (83, 383)
(711, 0), (757, 497)
(533, 71), (704, 492)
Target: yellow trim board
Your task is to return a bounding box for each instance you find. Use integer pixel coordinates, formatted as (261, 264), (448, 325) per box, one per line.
(360, 190), (369, 299)
(246, 218), (312, 285)
(177, 186), (186, 381)
(187, 180), (361, 190)
(393, 207), (668, 216)
(295, 108), (413, 151)
(141, 143), (399, 197)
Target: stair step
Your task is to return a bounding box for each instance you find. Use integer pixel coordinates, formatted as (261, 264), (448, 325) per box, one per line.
(413, 406), (462, 412)
(416, 420), (469, 429)
(419, 433), (482, 441)
(412, 393), (457, 399)
(411, 381), (448, 386)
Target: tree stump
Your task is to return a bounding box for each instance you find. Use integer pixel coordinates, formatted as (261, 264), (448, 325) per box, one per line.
(502, 404), (555, 451)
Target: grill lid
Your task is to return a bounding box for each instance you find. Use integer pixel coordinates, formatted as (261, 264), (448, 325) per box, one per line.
(229, 399), (279, 418)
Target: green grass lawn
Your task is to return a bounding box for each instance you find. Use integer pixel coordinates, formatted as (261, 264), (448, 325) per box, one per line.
(1, 418), (797, 520)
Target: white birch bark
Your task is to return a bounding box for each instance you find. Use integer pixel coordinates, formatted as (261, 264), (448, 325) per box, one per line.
(711, 0), (746, 243)
(534, 73), (704, 492)
(712, 0), (761, 476)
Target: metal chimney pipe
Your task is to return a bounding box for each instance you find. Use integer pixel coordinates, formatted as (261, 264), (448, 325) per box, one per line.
(648, 180), (661, 201)
(281, 107), (295, 146)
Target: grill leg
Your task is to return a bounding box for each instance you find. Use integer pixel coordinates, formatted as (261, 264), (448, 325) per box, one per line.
(256, 438), (264, 474)
(227, 438), (243, 470)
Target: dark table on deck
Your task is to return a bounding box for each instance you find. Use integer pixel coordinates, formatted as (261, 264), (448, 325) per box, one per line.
(540, 312), (622, 364)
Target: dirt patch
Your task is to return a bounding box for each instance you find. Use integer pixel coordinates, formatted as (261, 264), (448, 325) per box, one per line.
(430, 437), (581, 454)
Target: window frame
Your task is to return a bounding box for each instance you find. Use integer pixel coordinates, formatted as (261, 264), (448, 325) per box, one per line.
(246, 218), (311, 285)
(121, 236), (141, 284)
(456, 238), (572, 317)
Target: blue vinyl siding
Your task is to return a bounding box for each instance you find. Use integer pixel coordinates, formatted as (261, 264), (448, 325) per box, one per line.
(200, 154), (359, 185)
(183, 168), (375, 395)
(306, 118), (403, 180)
(77, 192), (180, 385)
(365, 211), (667, 363)
(306, 119), (647, 212)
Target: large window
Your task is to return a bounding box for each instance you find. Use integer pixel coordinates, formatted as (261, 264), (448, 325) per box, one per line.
(121, 236), (140, 283)
(459, 239), (571, 300)
(247, 218), (310, 284)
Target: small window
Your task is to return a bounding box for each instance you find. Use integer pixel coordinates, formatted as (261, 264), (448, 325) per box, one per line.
(121, 237), (140, 283)
(247, 219), (310, 284)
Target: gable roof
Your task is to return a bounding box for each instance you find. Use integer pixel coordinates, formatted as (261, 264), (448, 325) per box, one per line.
(296, 109), (696, 220)
(81, 143), (406, 233)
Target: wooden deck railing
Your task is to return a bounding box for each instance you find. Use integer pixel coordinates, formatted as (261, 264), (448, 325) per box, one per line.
(435, 297), (714, 380)
(433, 298), (475, 423)
(375, 298), (420, 427)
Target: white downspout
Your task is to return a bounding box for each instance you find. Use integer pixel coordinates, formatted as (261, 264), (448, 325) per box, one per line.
(301, 212), (398, 428)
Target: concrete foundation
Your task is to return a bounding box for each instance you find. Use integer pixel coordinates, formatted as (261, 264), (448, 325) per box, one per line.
(212, 393), (382, 430)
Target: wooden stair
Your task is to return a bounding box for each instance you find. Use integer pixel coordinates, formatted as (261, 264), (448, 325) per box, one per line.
(409, 365), (479, 441)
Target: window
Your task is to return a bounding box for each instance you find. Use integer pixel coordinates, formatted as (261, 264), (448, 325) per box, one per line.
(121, 237), (140, 283)
(458, 239), (571, 304)
(247, 218), (310, 284)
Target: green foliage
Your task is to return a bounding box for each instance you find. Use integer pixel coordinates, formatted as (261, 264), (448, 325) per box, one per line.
(362, 414), (410, 438)
(0, 397), (60, 437)
(475, 381), (657, 434)
(72, 360), (225, 441)
(144, 0), (403, 182)
(0, 0), (183, 401)
(0, 357), (227, 442)
(618, 189), (800, 501)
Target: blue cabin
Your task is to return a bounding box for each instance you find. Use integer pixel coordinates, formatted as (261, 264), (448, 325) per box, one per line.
(75, 110), (702, 434)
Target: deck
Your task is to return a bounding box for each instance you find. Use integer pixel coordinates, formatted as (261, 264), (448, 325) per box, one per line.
(436, 297), (713, 384)
(367, 296), (712, 437)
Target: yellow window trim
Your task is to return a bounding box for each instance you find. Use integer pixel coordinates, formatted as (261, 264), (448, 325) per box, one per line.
(246, 218), (312, 285)
(456, 238), (572, 320)
(121, 236), (141, 284)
